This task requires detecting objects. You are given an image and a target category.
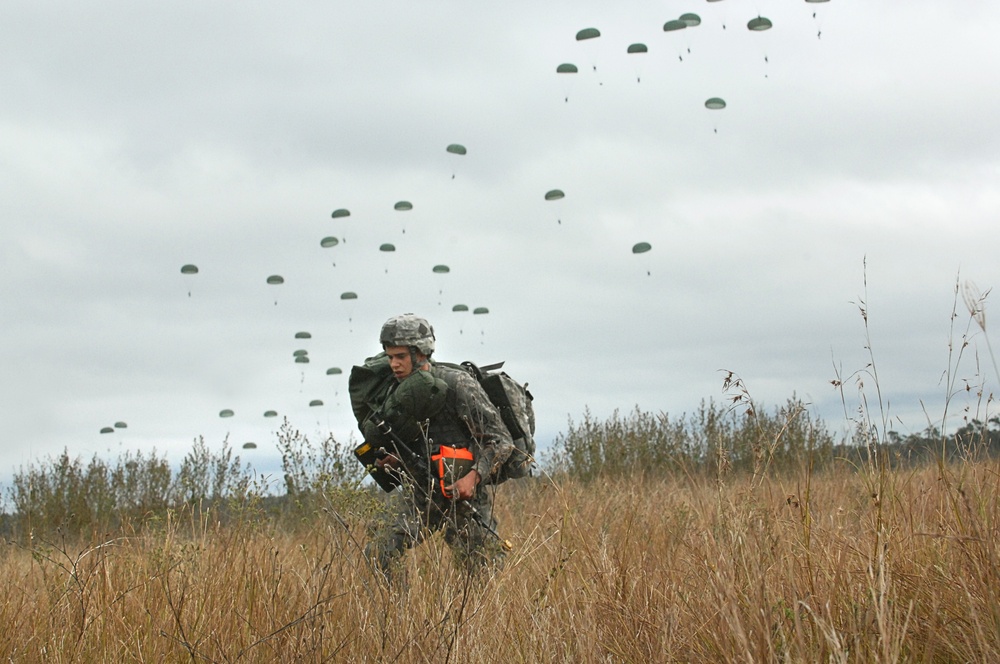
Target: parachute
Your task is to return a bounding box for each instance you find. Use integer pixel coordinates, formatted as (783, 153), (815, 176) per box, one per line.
(309, 399), (324, 407)
(242, 442), (257, 450)
(341, 291), (359, 331)
(545, 189), (566, 224)
(555, 63), (578, 102)
(295, 355), (310, 364)
(705, 97), (726, 133)
(180, 264), (198, 296)
(575, 27), (602, 74)
(378, 243), (397, 273)
(263, 410), (278, 418)
(320, 236), (340, 248)
(100, 426), (114, 434)
(452, 304), (469, 312)
(446, 143), (466, 178)
(664, 17), (696, 61)
(627, 43), (648, 82)
(293, 349), (308, 357)
(747, 17), (773, 72)
(326, 367), (343, 375)
(331, 209), (350, 218)
(219, 409), (234, 418)
(394, 201), (413, 233)
(472, 307), (490, 344)
(295, 331), (312, 339)
(114, 421), (127, 429)
(431, 265), (451, 304)
(633, 242), (653, 276)
(266, 274), (284, 305)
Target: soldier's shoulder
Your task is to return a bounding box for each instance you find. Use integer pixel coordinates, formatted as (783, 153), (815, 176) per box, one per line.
(430, 362), (480, 391)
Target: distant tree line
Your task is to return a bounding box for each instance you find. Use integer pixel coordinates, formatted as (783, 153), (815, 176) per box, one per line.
(545, 399), (1000, 481)
(0, 421), (376, 541)
(4, 403), (998, 540)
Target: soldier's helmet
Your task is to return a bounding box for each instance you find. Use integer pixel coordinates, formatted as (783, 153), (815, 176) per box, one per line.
(380, 314), (436, 355)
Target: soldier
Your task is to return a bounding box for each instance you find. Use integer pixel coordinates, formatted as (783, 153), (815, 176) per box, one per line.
(364, 314), (514, 584)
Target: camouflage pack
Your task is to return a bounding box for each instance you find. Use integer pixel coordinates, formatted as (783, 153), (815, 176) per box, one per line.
(442, 360), (536, 482)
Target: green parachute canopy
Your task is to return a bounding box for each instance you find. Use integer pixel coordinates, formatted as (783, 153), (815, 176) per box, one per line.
(295, 355), (310, 364)
(556, 63), (578, 74)
(100, 426), (114, 434)
(320, 236), (340, 248)
(263, 410), (278, 418)
(180, 264), (199, 275)
(452, 304), (469, 312)
(331, 208), (350, 218)
(805, 0), (830, 3)
(473, 307), (490, 315)
(114, 421), (127, 429)
(679, 13), (701, 27)
(309, 399), (324, 407)
(326, 367), (343, 375)
(705, 97), (727, 110)
(293, 349), (308, 357)
(219, 409), (234, 418)
(379, 243), (396, 252)
(394, 201), (413, 211)
(748, 16), (773, 31)
(446, 144), (467, 155)
(663, 19), (687, 31)
(627, 43), (648, 54)
(545, 189), (565, 201)
(575, 27), (601, 41)
(266, 275), (284, 285)
(242, 442), (257, 450)
(632, 242), (652, 254)
(295, 331), (311, 339)
(340, 292), (358, 301)
(432, 265), (450, 274)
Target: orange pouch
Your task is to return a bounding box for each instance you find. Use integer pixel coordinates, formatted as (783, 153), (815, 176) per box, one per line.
(431, 446), (475, 498)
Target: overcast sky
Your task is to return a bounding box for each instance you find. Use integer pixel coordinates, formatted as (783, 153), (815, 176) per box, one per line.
(3, 0), (1000, 488)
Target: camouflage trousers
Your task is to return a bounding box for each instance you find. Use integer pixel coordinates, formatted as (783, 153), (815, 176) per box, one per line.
(365, 480), (506, 585)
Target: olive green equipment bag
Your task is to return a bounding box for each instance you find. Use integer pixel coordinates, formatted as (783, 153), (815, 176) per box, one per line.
(349, 353), (451, 492)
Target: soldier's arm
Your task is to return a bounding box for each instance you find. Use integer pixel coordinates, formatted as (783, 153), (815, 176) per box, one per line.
(452, 372), (514, 484)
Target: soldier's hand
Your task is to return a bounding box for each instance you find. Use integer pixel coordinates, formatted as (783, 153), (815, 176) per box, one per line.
(446, 469), (481, 501)
(375, 453), (401, 470)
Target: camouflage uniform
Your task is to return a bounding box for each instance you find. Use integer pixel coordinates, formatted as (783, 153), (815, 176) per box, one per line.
(364, 315), (514, 583)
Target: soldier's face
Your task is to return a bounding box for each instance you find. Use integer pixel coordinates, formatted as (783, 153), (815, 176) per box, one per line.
(385, 345), (416, 380)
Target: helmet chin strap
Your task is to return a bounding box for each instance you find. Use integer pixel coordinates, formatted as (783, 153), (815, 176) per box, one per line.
(409, 347), (430, 371)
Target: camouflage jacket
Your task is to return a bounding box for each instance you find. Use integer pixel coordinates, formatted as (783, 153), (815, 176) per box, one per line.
(427, 362), (514, 485)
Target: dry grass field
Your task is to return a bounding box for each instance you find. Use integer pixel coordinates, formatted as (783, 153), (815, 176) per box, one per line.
(2, 454), (998, 663)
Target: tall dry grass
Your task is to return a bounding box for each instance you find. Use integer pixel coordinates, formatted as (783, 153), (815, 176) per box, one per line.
(2, 456), (999, 662)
